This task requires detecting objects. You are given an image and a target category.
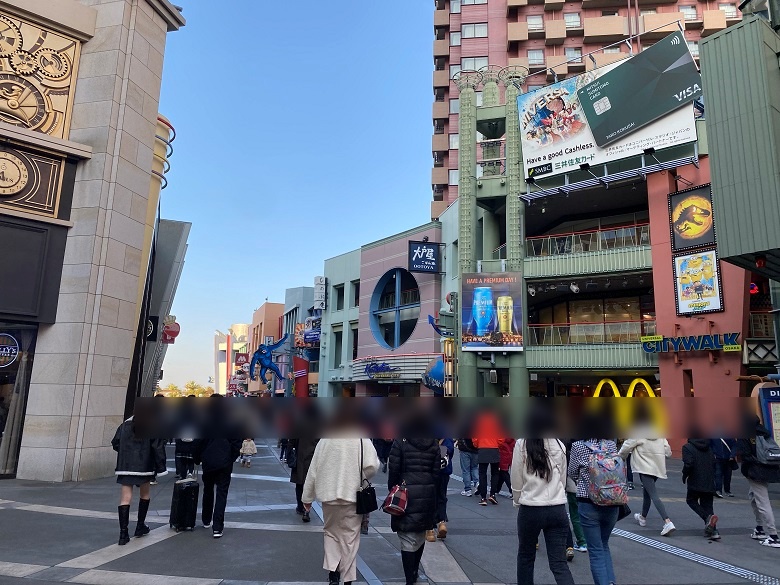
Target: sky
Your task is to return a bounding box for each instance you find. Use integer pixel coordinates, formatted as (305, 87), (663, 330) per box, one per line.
(157, 1), (434, 388)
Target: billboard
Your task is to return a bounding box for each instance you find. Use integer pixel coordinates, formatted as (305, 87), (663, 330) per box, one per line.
(518, 33), (699, 180)
(408, 241), (443, 273)
(669, 184), (715, 252)
(294, 316), (321, 348)
(673, 249), (724, 316)
(461, 273), (523, 351)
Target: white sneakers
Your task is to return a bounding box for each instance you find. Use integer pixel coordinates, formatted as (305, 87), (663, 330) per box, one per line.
(661, 521), (676, 536)
(461, 489), (472, 497)
(634, 513), (647, 527)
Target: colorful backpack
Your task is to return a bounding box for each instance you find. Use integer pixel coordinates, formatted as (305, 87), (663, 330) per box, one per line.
(586, 440), (628, 506)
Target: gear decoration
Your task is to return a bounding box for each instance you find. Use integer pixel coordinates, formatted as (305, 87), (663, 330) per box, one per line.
(0, 16), (21, 57)
(0, 74), (48, 130)
(34, 48), (70, 81)
(10, 51), (37, 75)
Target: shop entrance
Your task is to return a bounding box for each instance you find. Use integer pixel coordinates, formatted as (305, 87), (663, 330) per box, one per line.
(0, 322), (37, 478)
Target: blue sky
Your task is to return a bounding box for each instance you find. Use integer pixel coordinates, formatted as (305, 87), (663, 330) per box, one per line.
(158, 1), (434, 387)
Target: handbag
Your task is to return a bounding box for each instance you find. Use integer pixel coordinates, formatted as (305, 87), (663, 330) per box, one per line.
(286, 447), (298, 469)
(617, 503), (632, 521)
(356, 439), (378, 515)
(382, 439), (409, 516)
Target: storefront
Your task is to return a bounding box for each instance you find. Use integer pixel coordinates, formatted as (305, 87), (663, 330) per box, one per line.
(352, 354), (442, 397)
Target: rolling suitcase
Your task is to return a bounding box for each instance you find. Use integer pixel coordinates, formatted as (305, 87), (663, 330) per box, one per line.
(170, 477), (199, 532)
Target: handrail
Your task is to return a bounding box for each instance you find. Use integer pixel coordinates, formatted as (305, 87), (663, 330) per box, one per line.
(527, 222), (649, 240)
(529, 319), (655, 326)
(527, 319), (656, 346)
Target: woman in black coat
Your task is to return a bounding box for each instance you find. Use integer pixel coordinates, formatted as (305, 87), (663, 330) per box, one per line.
(289, 437), (320, 522)
(387, 438), (440, 585)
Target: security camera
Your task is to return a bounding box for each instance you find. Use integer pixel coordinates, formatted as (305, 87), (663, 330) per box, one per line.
(570, 282), (580, 294)
(527, 285), (536, 297)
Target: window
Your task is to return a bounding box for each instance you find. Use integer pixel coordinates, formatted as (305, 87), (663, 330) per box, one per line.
(603, 47), (621, 54)
(334, 284), (345, 311)
(449, 134), (459, 149)
(450, 31), (461, 46)
(462, 23), (488, 38)
(463, 0), (487, 4)
(475, 91), (483, 107)
(680, 5), (698, 20)
(370, 269), (421, 350)
(350, 327), (358, 360)
(448, 169), (459, 185)
(451, 0), (461, 13)
(640, 9), (656, 15)
(564, 13), (581, 28)
(449, 98), (459, 114)
(351, 280), (360, 308)
(450, 64), (461, 78)
(565, 47), (582, 62)
(528, 49), (545, 65)
(461, 56), (488, 70)
(719, 3), (738, 17)
(527, 15), (544, 31)
(686, 40), (699, 57)
(333, 331), (343, 368)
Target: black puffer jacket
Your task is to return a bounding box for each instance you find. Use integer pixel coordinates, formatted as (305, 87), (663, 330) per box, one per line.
(388, 438), (439, 533)
(290, 437), (320, 485)
(194, 438), (242, 473)
(112, 418), (166, 476)
(681, 439), (716, 493)
(737, 419), (780, 484)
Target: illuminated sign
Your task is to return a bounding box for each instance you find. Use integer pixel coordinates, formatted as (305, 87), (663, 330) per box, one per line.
(0, 333), (18, 367)
(365, 362), (401, 380)
(641, 333), (741, 353)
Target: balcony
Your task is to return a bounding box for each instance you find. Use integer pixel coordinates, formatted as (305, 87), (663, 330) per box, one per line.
(432, 100), (449, 120)
(583, 15), (628, 43)
(507, 0), (529, 10)
(522, 224), (652, 278)
(433, 69), (450, 88)
(434, 9), (449, 28)
(545, 0), (564, 10)
(432, 133), (449, 152)
(682, 10), (703, 28)
(586, 51), (629, 70)
(526, 343), (658, 369)
(433, 39), (449, 58)
(431, 166), (449, 185)
(545, 19), (567, 45)
(508, 21), (529, 44)
(508, 56), (530, 71)
(546, 56), (568, 78)
(528, 21), (546, 39)
(528, 320), (657, 346)
(641, 12), (683, 39)
(702, 9), (727, 36)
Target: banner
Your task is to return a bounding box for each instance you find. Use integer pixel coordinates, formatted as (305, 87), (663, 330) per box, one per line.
(408, 241), (442, 273)
(673, 250), (724, 315)
(518, 33), (698, 181)
(669, 185), (715, 252)
(461, 273), (523, 351)
(294, 316), (321, 348)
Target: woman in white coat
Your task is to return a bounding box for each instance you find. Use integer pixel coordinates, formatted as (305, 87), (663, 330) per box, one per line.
(303, 438), (379, 585)
(618, 437), (675, 536)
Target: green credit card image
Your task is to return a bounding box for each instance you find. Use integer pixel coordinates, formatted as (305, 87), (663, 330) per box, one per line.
(576, 31), (702, 147)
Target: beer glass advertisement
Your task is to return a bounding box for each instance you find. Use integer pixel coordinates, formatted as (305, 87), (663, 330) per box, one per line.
(673, 250), (724, 316)
(461, 273), (523, 351)
(669, 185), (715, 252)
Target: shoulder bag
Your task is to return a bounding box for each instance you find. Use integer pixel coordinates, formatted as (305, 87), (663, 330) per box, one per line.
(356, 439), (379, 514)
(382, 439), (408, 516)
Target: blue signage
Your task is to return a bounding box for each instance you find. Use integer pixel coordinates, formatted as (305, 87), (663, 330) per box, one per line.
(422, 356), (445, 396)
(641, 333), (741, 354)
(365, 362), (401, 380)
(408, 241), (441, 274)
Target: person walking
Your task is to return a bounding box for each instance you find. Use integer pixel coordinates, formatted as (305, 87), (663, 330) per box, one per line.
(457, 438), (479, 496)
(239, 438), (257, 468)
(711, 437), (737, 498)
(474, 411), (503, 506)
(512, 438), (575, 585)
(563, 440), (587, 558)
(568, 438), (622, 585)
(194, 434), (242, 538)
(111, 416), (167, 545)
(388, 438), (440, 585)
(429, 437), (454, 541)
(373, 438), (392, 473)
(619, 437), (676, 536)
(290, 436), (320, 522)
(736, 415), (780, 548)
(303, 438), (379, 585)
(682, 438), (720, 540)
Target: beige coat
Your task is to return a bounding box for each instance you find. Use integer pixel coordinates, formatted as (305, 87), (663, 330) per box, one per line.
(302, 438), (379, 505)
(511, 439), (568, 507)
(619, 437), (671, 479)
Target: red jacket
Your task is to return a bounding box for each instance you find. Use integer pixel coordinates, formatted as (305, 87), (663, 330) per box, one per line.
(472, 412), (503, 450)
(499, 438), (516, 471)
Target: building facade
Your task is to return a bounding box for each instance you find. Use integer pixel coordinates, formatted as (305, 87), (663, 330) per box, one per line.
(246, 301), (284, 395)
(0, 0), (185, 481)
(213, 324), (249, 396)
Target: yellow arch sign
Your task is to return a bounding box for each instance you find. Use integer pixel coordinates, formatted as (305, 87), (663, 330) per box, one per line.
(626, 378), (656, 397)
(593, 378), (620, 397)
(592, 378), (657, 397)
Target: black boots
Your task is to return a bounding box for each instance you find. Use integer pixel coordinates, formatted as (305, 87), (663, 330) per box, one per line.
(327, 570), (340, 585)
(118, 505), (130, 545)
(134, 498), (151, 538)
(414, 543), (425, 581)
(402, 550), (417, 585)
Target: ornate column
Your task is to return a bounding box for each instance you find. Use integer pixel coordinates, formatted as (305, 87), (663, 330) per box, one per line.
(479, 65), (502, 107)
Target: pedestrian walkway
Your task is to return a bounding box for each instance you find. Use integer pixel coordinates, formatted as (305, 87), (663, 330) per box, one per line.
(0, 440), (778, 585)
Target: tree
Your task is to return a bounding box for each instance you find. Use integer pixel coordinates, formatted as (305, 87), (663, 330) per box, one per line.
(162, 383), (181, 397)
(183, 380), (200, 396)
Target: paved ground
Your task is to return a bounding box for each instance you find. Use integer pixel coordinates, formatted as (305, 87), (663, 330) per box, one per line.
(0, 439), (779, 585)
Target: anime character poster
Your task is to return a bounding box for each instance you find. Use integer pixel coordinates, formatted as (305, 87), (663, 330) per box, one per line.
(674, 250), (724, 316)
(669, 185), (715, 252)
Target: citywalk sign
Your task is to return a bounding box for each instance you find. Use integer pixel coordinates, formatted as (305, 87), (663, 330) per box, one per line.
(641, 333), (742, 354)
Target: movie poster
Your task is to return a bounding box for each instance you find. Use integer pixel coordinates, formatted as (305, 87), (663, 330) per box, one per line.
(674, 250), (724, 316)
(669, 185), (715, 252)
(461, 273), (523, 351)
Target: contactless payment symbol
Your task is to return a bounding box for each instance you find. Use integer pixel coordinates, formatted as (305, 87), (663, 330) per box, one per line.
(0, 333), (19, 367)
(593, 96), (611, 115)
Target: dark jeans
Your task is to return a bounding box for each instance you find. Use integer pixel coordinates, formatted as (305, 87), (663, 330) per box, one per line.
(516, 504), (575, 585)
(478, 462), (499, 498)
(714, 459), (733, 493)
(686, 490), (714, 523)
(436, 474), (449, 523)
(295, 483), (304, 513)
(578, 501), (619, 585)
(202, 466), (232, 532)
(496, 470), (512, 493)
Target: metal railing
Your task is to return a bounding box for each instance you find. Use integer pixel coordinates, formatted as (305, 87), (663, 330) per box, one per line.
(525, 223), (650, 258)
(749, 312), (775, 339)
(527, 320), (656, 346)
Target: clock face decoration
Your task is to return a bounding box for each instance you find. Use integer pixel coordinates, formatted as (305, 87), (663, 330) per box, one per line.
(0, 151), (28, 196)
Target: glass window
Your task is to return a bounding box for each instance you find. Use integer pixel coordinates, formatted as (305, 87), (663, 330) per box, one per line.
(565, 47), (582, 62)
(527, 15), (544, 31)
(640, 9), (656, 15)
(370, 269), (421, 350)
(463, 0), (487, 4)
(461, 56), (488, 70)
(719, 3), (738, 17)
(564, 13), (581, 28)
(602, 10), (618, 16)
(448, 169), (459, 185)
(334, 284), (345, 311)
(686, 40), (699, 57)
(450, 31), (461, 46)
(449, 98), (459, 114)
(451, 0), (461, 13)
(333, 331), (342, 368)
(449, 134), (459, 149)
(528, 49), (545, 65)
(603, 47), (621, 54)
(680, 5), (698, 19)
(462, 23), (488, 38)
(450, 64), (461, 78)
(351, 280), (360, 308)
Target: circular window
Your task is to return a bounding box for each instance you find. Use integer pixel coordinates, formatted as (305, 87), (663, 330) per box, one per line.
(370, 268), (421, 349)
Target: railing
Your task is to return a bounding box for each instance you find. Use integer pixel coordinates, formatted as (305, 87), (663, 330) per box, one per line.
(749, 312), (775, 339)
(720, 7), (738, 18)
(526, 223), (650, 258)
(565, 19), (582, 28)
(528, 57), (546, 66)
(528, 22), (545, 31)
(527, 320), (656, 346)
(378, 289), (421, 310)
(682, 10), (699, 20)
